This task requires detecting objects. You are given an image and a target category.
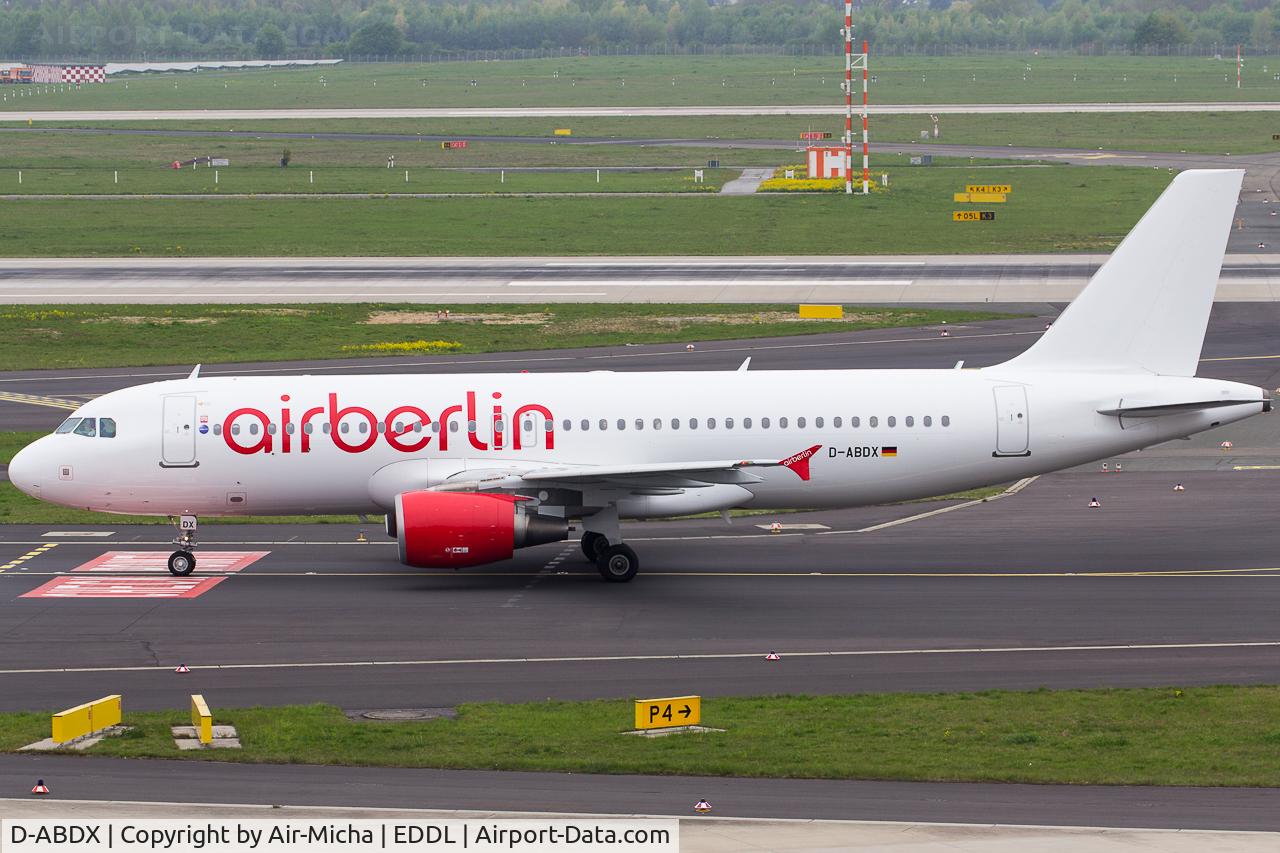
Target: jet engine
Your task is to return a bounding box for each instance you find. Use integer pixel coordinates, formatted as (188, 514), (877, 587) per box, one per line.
(393, 491), (568, 568)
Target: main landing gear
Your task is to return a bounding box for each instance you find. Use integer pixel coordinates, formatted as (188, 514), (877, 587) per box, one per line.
(580, 530), (640, 583)
(167, 514), (198, 577)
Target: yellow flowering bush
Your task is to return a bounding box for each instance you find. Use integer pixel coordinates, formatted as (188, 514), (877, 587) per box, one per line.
(341, 340), (463, 353)
(759, 163), (883, 193)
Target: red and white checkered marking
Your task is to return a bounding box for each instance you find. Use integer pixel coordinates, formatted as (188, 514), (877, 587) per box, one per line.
(61, 65), (105, 84)
(72, 551), (268, 574)
(22, 576), (226, 599)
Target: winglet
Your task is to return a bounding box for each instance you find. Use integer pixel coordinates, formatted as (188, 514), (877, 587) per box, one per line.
(188, 364), (202, 379)
(779, 444), (823, 481)
(737, 357), (751, 372)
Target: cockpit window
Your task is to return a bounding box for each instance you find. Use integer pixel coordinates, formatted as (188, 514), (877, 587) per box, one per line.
(73, 418), (97, 437)
(99, 417), (117, 438)
(55, 418), (81, 434)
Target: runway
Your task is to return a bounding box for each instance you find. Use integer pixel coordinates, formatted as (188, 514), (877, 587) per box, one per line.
(5, 254), (1280, 304)
(13, 101), (1280, 122)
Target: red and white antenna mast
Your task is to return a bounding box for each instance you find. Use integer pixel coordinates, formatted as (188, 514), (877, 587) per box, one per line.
(841, 4), (870, 194)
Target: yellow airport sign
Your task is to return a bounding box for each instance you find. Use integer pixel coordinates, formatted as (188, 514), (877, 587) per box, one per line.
(553, 128), (573, 136)
(634, 695), (701, 730)
(191, 694), (213, 745)
(953, 192), (1007, 203)
(51, 695), (121, 744)
(966, 184), (1011, 194)
(953, 211), (996, 222)
(799, 304), (843, 319)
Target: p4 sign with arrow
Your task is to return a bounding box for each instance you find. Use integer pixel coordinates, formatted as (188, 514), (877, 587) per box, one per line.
(634, 695), (701, 730)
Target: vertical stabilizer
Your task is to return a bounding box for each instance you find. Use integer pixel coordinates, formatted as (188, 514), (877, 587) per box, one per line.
(1004, 169), (1243, 376)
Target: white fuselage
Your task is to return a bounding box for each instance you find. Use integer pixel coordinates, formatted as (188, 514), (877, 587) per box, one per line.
(8, 366), (1265, 518)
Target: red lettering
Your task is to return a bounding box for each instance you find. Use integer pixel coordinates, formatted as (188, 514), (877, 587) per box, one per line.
(328, 393), (378, 453)
(437, 404), (462, 451)
(492, 392), (504, 450)
(385, 405), (432, 453)
(466, 391), (488, 452)
(298, 406), (324, 452)
(280, 395), (292, 454)
(513, 403), (555, 450)
(223, 408), (273, 455)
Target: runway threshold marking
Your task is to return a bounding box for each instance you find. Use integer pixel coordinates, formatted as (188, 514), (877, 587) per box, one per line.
(5, 638), (1280, 677)
(0, 542), (56, 573)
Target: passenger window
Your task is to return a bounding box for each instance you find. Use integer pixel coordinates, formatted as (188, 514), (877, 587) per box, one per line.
(55, 418), (81, 434)
(581, 419), (590, 431)
(887, 416), (896, 428)
(599, 419), (608, 431)
(617, 419), (625, 431)
(833, 416), (841, 428)
(743, 417), (752, 429)
(906, 416), (914, 427)
(923, 416), (932, 427)
(761, 417), (770, 429)
(869, 417), (878, 428)
(339, 422), (349, 434)
(99, 417), (117, 438)
(231, 424), (241, 436)
(635, 418), (644, 431)
(249, 423), (260, 436)
(798, 416), (807, 429)
(449, 421), (459, 433)
(725, 417), (734, 429)
(690, 418), (698, 429)
(562, 419), (571, 431)
(851, 416), (860, 428)
(213, 423), (222, 436)
(323, 422), (332, 434)
(302, 423), (312, 434)
(73, 418), (97, 437)
(671, 418), (680, 430)
(429, 422), (438, 433)
(708, 418), (716, 429)
(467, 420), (477, 432)
(653, 418), (662, 430)
(942, 415), (951, 427)
(813, 417), (821, 428)
(357, 423), (367, 434)
(779, 417), (788, 429)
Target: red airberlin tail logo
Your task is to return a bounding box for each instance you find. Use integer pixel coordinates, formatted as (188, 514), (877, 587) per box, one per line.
(779, 444), (823, 481)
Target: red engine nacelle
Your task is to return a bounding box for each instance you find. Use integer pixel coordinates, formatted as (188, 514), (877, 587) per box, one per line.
(394, 491), (568, 568)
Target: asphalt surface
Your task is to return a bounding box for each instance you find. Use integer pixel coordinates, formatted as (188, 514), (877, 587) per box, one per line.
(4, 249), (1280, 303)
(4, 755), (1280, 831)
(12, 102), (1280, 121)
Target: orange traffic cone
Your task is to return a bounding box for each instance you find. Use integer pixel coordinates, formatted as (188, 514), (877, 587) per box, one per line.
(765, 652), (781, 661)
(31, 779), (49, 795)
(174, 664), (190, 674)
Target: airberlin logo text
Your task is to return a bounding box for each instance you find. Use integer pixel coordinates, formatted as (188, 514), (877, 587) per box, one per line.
(222, 391), (554, 455)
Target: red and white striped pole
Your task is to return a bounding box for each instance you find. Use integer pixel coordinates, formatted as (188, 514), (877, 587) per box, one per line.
(1237, 44), (1242, 89)
(862, 39), (870, 194)
(843, 2), (854, 195)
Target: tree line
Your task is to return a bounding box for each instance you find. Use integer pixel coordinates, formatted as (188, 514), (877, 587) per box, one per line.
(2, 1), (1277, 61)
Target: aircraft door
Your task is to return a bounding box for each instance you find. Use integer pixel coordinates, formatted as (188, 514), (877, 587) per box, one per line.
(161, 395), (199, 467)
(993, 386), (1030, 456)
(518, 410), (543, 449)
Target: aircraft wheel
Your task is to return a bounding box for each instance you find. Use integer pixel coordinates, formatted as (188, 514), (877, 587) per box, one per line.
(596, 544), (639, 583)
(168, 550), (196, 577)
(580, 532), (608, 561)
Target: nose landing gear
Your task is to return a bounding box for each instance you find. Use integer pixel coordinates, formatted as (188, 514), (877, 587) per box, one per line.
(167, 514), (198, 577)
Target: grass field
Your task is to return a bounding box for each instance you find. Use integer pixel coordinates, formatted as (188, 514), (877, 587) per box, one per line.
(0, 304), (1007, 370)
(3, 55), (1279, 113)
(0, 165), (1169, 256)
(3, 687), (1279, 786)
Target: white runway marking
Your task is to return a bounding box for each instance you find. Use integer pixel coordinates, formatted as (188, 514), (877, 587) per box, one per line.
(3, 639), (1280, 677)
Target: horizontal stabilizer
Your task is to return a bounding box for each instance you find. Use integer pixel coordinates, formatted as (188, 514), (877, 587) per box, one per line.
(1097, 398), (1268, 418)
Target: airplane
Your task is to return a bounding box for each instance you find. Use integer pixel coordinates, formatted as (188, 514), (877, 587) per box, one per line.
(7, 169), (1269, 582)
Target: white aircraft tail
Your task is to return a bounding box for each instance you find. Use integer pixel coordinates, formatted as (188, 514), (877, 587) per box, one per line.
(1004, 168), (1243, 376)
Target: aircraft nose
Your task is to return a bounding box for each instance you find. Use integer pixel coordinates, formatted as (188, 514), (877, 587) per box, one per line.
(7, 440), (45, 498)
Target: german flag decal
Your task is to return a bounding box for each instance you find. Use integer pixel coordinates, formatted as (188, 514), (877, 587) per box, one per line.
(881, 446), (898, 458)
